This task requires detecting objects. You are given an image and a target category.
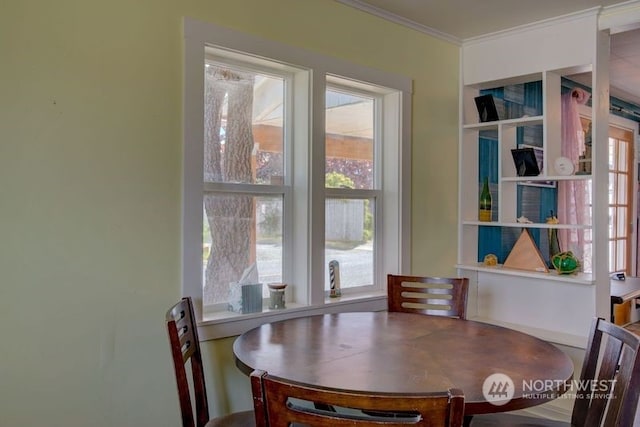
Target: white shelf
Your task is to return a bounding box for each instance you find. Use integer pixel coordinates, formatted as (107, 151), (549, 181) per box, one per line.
(463, 115), (544, 130)
(462, 122), (498, 131)
(456, 263), (594, 285)
(461, 220), (591, 230)
(502, 174), (592, 182)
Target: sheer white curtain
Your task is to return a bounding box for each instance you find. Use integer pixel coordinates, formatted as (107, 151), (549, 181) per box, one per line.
(558, 88), (591, 271)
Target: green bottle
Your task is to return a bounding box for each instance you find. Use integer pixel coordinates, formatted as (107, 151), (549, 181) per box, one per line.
(547, 210), (561, 266)
(479, 177), (492, 222)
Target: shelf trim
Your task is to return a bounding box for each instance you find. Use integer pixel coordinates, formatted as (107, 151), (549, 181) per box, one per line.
(462, 221), (591, 230)
(501, 174), (592, 182)
(456, 263), (594, 285)
(463, 115), (543, 129)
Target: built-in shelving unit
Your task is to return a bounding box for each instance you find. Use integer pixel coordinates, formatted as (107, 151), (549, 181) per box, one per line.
(458, 14), (609, 347)
(459, 69), (594, 269)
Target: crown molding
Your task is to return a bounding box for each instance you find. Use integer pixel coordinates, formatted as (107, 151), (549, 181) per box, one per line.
(463, 7), (601, 46)
(600, 0), (640, 33)
(334, 0), (462, 45)
(336, 1), (640, 46)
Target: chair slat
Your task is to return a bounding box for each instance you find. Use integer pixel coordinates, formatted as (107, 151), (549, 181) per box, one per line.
(166, 297), (255, 427)
(251, 369), (465, 426)
(388, 274), (469, 319)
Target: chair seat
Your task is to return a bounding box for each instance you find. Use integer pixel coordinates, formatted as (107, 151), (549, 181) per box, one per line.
(470, 413), (568, 426)
(206, 409), (256, 427)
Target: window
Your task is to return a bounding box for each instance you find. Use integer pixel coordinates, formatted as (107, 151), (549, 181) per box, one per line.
(183, 18), (411, 337)
(579, 108), (638, 276)
(201, 58), (288, 311)
(324, 82), (378, 294)
(608, 126), (634, 273)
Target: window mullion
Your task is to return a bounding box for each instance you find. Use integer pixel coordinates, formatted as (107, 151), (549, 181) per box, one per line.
(203, 182), (288, 195)
(308, 70), (328, 306)
(325, 188), (381, 199)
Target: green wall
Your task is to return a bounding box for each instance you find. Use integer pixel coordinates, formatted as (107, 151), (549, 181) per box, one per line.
(0, 0), (459, 425)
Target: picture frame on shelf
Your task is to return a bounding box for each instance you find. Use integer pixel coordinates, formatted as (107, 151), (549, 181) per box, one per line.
(474, 94), (500, 122)
(522, 146), (555, 188)
(511, 147), (540, 176)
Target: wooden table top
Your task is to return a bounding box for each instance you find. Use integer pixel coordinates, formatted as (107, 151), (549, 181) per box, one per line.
(233, 312), (574, 415)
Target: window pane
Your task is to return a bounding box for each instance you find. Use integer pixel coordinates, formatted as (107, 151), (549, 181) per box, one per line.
(608, 173), (616, 204)
(609, 240), (616, 272)
(608, 138), (615, 169)
(618, 140), (628, 172)
(608, 206), (615, 237)
(325, 89), (374, 189)
(617, 173), (627, 204)
(617, 207), (627, 237)
(324, 198), (374, 290)
(204, 62), (284, 184)
(616, 239), (627, 272)
(203, 194), (283, 308)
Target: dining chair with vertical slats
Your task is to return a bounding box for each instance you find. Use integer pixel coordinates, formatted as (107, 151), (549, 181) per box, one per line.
(166, 297), (256, 427)
(387, 274), (470, 319)
(250, 369), (465, 426)
(470, 317), (640, 426)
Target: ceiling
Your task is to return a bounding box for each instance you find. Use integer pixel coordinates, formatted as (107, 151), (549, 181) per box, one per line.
(338, 0), (640, 107)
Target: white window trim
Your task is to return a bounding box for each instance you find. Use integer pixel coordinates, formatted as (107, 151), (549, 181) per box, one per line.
(577, 103), (640, 276)
(183, 17), (412, 339)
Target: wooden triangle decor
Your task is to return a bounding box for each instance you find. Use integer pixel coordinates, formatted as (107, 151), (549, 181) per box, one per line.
(503, 229), (549, 273)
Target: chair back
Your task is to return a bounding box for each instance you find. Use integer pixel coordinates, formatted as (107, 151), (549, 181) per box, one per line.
(387, 274), (469, 319)
(571, 317), (640, 426)
(250, 370), (465, 427)
(166, 297), (209, 427)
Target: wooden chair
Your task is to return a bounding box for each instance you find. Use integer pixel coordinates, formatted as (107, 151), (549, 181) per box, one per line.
(470, 317), (640, 427)
(250, 369), (465, 426)
(387, 274), (469, 319)
(166, 297), (256, 427)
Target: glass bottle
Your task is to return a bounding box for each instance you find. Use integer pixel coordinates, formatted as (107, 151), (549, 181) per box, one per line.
(479, 176), (492, 222)
(547, 210), (561, 266)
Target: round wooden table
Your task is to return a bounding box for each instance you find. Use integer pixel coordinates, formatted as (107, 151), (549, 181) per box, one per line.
(233, 312), (574, 415)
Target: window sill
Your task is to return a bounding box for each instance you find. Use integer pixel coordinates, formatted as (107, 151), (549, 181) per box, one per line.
(197, 292), (388, 340)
